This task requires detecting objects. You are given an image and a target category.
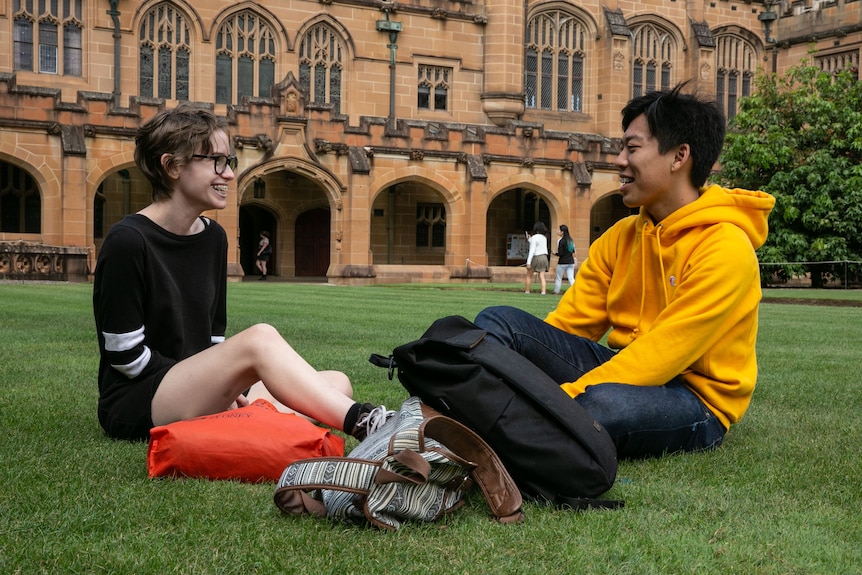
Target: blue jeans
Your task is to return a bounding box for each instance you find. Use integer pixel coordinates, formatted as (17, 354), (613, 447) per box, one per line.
(474, 306), (725, 459)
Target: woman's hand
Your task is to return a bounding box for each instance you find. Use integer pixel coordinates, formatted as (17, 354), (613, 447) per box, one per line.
(229, 394), (251, 410)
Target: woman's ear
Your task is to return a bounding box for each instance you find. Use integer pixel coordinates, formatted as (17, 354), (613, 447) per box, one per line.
(161, 153), (181, 179)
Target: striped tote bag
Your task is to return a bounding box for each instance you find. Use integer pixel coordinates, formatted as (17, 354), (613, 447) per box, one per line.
(274, 396), (523, 530)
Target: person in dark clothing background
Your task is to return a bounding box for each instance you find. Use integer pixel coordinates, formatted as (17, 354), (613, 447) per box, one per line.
(553, 224), (577, 295)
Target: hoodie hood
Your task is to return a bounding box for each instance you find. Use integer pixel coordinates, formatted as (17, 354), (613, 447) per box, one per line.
(654, 184), (775, 249)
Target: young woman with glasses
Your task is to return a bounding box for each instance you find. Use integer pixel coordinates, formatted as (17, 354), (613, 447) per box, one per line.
(93, 104), (391, 444)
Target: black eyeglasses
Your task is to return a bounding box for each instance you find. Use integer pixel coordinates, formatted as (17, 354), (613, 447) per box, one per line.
(192, 154), (238, 175)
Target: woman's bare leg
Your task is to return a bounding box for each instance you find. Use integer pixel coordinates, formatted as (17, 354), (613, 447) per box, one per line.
(245, 371), (351, 417)
(151, 323), (355, 430)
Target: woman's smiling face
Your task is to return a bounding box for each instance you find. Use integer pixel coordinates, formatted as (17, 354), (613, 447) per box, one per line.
(174, 129), (234, 212)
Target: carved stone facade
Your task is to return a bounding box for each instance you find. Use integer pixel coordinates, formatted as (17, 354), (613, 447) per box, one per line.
(0, 0), (859, 283)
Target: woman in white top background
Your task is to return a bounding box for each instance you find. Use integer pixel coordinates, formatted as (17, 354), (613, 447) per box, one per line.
(525, 221), (550, 294)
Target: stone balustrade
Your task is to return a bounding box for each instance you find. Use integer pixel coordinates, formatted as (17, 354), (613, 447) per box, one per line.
(0, 242), (90, 282)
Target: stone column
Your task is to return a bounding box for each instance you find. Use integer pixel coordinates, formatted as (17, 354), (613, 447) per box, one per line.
(481, 0), (525, 126)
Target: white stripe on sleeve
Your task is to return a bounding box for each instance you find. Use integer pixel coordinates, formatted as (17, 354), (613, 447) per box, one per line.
(111, 346), (152, 379)
(103, 325), (145, 352)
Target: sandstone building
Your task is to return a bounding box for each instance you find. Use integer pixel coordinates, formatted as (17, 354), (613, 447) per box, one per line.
(1, 0), (859, 283)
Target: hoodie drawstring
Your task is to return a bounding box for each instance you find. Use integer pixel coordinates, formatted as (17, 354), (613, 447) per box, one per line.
(634, 221), (669, 341)
(656, 224), (669, 306)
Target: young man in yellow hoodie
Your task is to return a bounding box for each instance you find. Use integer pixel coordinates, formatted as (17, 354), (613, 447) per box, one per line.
(475, 84), (776, 459)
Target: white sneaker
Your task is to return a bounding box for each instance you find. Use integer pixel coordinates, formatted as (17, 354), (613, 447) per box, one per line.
(352, 404), (395, 440)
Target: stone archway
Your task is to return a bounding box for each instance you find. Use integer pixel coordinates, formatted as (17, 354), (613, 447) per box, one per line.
(369, 182), (448, 266)
(589, 193), (637, 243)
(485, 188), (551, 266)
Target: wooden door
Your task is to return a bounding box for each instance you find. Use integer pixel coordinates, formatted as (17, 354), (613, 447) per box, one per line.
(294, 208), (330, 276)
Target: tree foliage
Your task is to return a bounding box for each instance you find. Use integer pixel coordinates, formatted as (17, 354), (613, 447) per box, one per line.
(715, 60), (862, 284)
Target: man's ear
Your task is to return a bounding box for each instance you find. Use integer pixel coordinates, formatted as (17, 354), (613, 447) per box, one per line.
(671, 144), (691, 172)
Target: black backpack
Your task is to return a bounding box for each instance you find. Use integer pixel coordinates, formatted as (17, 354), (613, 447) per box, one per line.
(370, 315), (623, 510)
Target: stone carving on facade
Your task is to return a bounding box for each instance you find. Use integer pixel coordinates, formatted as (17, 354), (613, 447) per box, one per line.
(286, 91), (299, 113)
(233, 134), (273, 153)
(257, 134), (273, 152)
(573, 162), (592, 186)
(568, 134), (588, 152)
(410, 149), (424, 161)
(0, 242), (88, 281)
(271, 72), (306, 117)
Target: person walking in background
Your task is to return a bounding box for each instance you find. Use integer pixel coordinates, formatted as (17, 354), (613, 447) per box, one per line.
(553, 224), (577, 295)
(255, 230), (272, 280)
(525, 222), (550, 294)
(475, 84), (775, 459)
(93, 104), (391, 443)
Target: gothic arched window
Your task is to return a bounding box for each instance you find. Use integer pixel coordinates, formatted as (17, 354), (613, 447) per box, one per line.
(715, 35), (756, 120)
(139, 3), (191, 100)
(525, 9), (587, 113)
(13, 0), (82, 76)
(631, 23), (674, 97)
(298, 24), (345, 112)
(215, 11), (277, 104)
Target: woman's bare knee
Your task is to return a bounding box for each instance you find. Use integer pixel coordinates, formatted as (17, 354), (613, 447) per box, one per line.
(235, 323), (287, 360)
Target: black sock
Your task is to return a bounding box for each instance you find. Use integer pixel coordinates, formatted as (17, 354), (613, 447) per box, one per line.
(342, 402), (362, 434)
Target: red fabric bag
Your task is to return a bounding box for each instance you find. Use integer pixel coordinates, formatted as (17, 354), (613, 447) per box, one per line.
(147, 399), (345, 483)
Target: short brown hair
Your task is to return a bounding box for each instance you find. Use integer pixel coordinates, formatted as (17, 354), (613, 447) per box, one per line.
(134, 104), (230, 201)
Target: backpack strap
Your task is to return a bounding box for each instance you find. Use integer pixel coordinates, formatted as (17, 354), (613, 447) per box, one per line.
(368, 353), (396, 379)
(274, 456), (380, 517)
(419, 404), (524, 524)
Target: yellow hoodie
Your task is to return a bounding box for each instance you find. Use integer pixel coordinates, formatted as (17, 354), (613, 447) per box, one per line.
(546, 184), (775, 430)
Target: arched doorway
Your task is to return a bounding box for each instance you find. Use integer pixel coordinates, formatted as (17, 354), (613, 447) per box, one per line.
(295, 207), (330, 277)
(589, 193), (637, 243)
(485, 188), (551, 266)
(239, 205), (277, 277)
(369, 183), (447, 265)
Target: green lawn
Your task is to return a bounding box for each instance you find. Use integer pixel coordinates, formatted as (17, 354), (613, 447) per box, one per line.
(1, 282), (859, 574)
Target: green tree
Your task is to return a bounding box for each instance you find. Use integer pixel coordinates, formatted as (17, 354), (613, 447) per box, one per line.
(716, 60), (862, 286)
